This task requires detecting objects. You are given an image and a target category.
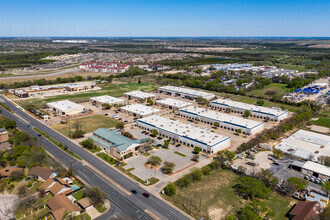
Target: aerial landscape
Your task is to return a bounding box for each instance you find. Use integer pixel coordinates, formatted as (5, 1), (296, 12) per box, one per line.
(0, 0), (329, 220)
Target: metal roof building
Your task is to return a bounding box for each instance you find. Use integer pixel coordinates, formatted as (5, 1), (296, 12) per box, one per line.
(210, 98), (288, 121)
(137, 115), (231, 154)
(156, 98), (193, 110)
(47, 100), (85, 116)
(89, 95), (124, 106)
(158, 86), (215, 100)
(179, 106), (264, 135)
(120, 104), (161, 118)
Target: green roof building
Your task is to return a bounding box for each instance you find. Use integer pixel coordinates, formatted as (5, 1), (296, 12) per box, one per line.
(90, 128), (147, 160)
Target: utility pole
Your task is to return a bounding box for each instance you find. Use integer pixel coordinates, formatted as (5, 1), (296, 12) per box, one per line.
(190, 194), (193, 214)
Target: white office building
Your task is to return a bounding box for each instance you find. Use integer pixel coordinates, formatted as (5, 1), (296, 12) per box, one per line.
(47, 100), (85, 116)
(124, 91), (156, 101)
(90, 95), (124, 106)
(137, 115), (231, 154)
(275, 130), (330, 162)
(179, 106), (264, 135)
(210, 99), (288, 121)
(158, 86), (215, 100)
(120, 104), (160, 118)
(156, 98), (193, 110)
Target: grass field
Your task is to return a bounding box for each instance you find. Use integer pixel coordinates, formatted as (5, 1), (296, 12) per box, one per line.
(277, 64), (307, 72)
(246, 83), (292, 98)
(163, 169), (293, 219)
(51, 115), (118, 137)
(19, 82), (157, 109)
(313, 109), (330, 128)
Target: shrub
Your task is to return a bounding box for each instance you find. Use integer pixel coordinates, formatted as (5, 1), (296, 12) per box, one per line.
(201, 166), (211, 175)
(164, 182), (176, 196)
(163, 161), (175, 174)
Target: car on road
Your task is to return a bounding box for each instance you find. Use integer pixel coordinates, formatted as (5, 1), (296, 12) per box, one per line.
(143, 192), (150, 198)
(273, 162), (280, 166)
(131, 190), (137, 194)
(117, 118), (122, 120)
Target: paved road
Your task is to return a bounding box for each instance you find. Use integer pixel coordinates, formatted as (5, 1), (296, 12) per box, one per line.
(0, 99), (190, 220)
(0, 68), (76, 80)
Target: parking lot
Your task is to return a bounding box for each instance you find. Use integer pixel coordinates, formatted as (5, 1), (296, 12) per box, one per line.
(269, 156), (321, 190)
(125, 128), (205, 181)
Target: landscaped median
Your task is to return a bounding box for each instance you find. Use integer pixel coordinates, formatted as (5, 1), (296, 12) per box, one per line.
(33, 127), (82, 160)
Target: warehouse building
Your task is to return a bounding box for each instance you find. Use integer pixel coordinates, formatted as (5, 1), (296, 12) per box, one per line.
(90, 95), (124, 106)
(120, 104), (160, 118)
(47, 100), (85, 116)
(210, 99), (288, 121)
(156, 98), (193, 110)
(275, 130), (330, 162)
(158, 86), (215, 100)
(179, 106), (264, 135)
(137, 115), (231, 154)
(124, 91), (156, 102)
(302, 162), (330, 182)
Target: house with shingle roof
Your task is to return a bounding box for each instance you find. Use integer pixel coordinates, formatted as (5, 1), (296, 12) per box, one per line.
(28, 166), (58, 182)
(38, 178), (72, 195)
(47, 194), (81, 220)
(90, 128), (147, 160)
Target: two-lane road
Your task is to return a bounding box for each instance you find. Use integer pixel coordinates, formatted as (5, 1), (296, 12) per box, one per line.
(0, 98), (191, 220)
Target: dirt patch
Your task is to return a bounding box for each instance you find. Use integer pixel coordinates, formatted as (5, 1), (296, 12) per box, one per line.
(208, 207), (226, 220)
(144, 163), (159, 170)
(308, 44), (330, 48)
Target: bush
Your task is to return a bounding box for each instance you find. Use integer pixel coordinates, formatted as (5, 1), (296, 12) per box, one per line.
(80, 138), (96, 149)
(272, 149), (284, 159)
(71, 129), (85, 139)
(176, 176), (191, 188)
(287, 177), (307, 190)
(115, 121), (125, 129)
(83, 187), (105, 206)
(234, 176), (271, 199)
(164, 182), (176, 196)
(194, 147), (201, 154)
(146, 156), (162, 166)
(190, 168), (203, 181)
(201, 166), (211, 175)
(163, 161), (175, 174)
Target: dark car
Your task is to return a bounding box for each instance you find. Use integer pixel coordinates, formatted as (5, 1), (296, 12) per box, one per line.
(141, 131), (146, 134)
(157, 144), (163, 147)
(157, 137), (163, 140)
(143, 192), (150, 198)
(131, 190), (137, 194)
(124, 120), (128, 123)
(176, 144), (181, 147)
(273, 162), (280, 166)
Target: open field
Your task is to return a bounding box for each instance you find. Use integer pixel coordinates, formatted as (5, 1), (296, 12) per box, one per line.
(246, 83), (292, 98)
(50, 115), (118, 137)
(19, 82), (157, 108)
(313, 109), (330, 128)
(163, 169), (293, 220)
(277, 64), (307, 72)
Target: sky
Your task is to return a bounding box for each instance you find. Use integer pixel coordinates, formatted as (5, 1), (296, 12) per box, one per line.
(0, 0), (329, 37)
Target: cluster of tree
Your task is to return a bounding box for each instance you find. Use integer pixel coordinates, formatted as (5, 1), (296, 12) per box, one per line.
(80, 138), (97, 150)
(83, 187), (105, 207)
(0, 118), (16, 129)
(162, 161), (175, 174)
(0, 52), (55, 70)
(237, 104), (320, 153)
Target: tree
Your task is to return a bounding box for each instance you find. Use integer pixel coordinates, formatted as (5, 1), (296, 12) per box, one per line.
(244, 110), (251, 117)
(255, 169), (278, 189)
(151, 129), (158, 137)
(115, 121), (125, 130)
(218, 150), (236, 161)
(272, 94), (279, 102)
(272, 149), (284, 159)
(71, 129), (84, 139)
(201, 166), (211, 175)
(225, 107), (231, 113)
(256, 100), (264, 106)
(236, 129), (242, 134)
(190, 168), (203, 181)
(324, 156), (330, 167)
(196, 97), (209, 105)
(320, 206), (330, 220)
(214, 122), (220, 128)
(236, 79), (243, 86)
(4, 120), (16, 129)
(163, 161), (175, 174)
(287, 177), (307, 190)
(234, 176), (271, 199)
(80, 138), (96, 150)
(321, 182), (330, 195)
(147, 99), (154, 105)
(83, 187), (105, 206)
(163, 140), (170, 149)
(102, 103), (111, 109)
(147, 156), (162, 166)
(138, 77), (141, 84)
(176, 175), (191, 188)
(164, 182), (176, 196)
(194, 147), (201, 154)
(9, 131), (31, 145)
(238, 199), (275, 220)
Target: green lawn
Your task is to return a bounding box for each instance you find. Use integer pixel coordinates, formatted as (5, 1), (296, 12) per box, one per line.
(163, 169), (292, 219)
(51, 115), (118, 137)
(277, 64), (307, 72)
(73, 213), (91, 220)
(73, 190), (85, 200)
(95, 205), (107, 213)
(246, 83), (292, 98)
(97, 152), (118, 165)
(313, 110), (330, 128)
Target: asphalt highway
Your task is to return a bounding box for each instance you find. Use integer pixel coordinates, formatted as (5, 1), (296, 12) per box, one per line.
(0, 98), (190, 220)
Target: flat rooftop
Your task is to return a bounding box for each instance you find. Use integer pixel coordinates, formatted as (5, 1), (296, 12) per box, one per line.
(158, 86), (215, 99)
(275, 130), (330, 160)
(47, 100), (84, 112)
(124, 91), (156, 99)
(303, 161), (330, 177)
(156, 98), (193, 108)
(211, 98), (288, 117)
(120, 104), (160, 116)
(180, 106), (263, 129)
(90, 95), (124, 104)
(138, 115), (230, 147)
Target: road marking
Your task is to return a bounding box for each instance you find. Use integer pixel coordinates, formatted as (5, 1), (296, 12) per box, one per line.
(144, 209), (161, 220)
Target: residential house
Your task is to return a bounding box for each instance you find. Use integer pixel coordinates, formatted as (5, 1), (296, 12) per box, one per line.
(288, 201), (322, 220)
(77, 197), (94, 211)
(28, 166), (58, 182)
(0, 166), (24, 178)
(47, 194), (81, 220)
(38, 178), (73, 195)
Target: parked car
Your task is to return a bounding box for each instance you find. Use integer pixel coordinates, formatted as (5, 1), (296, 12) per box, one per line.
(273, 162), (280, 166)
(141, 131), (146, 134)
(131, 190), (137, 194)
(118, 118), (122, 120)
(124, 120), (128, 123)
(237, 155), (244, 159)
(143, 192), (150, 198)
(157, 137), (163, 140)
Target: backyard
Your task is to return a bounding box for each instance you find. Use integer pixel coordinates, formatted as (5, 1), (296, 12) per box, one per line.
(50, 115), (118, 137)
(163, 169), (293, 220)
